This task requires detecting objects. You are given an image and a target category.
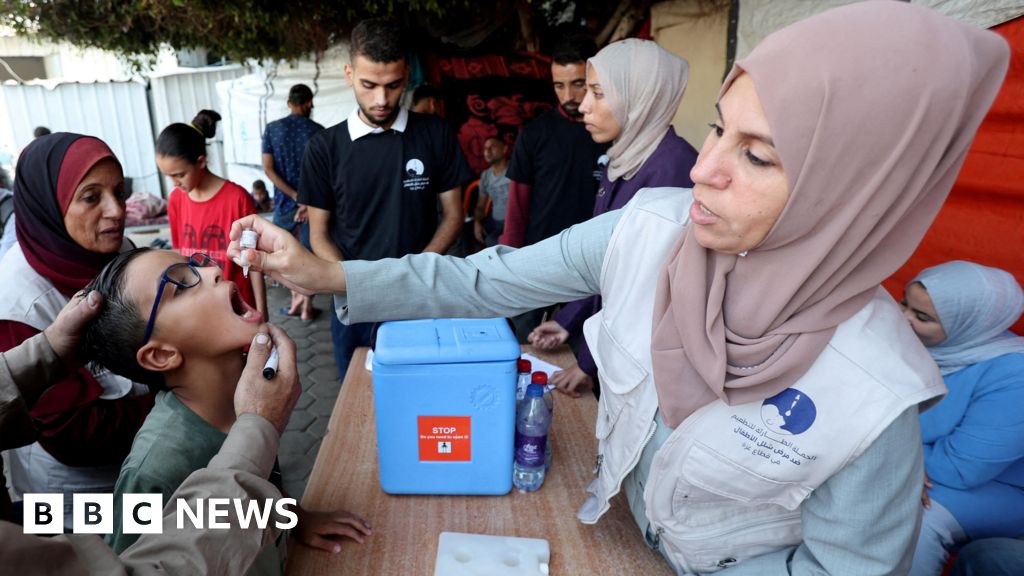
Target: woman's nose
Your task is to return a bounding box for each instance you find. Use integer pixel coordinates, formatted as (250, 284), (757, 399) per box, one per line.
(102, 192), (126, 219)
(579, 92), (593, 114)
(690, 146), (731, 189)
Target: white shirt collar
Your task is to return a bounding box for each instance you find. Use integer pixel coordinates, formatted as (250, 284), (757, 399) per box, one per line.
(347, 106), (409, 141)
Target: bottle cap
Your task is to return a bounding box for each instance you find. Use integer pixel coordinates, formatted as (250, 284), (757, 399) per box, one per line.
(526, 383), (544, 398)
(517, 358), (532, 373)
(531, 371), (548, 385)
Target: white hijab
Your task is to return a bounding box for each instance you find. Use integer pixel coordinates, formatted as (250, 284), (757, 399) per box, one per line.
(588, 39), (689, 181)
(913, 260), (1024, 375)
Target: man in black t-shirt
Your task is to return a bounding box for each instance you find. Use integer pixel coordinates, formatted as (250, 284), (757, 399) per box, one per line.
(499, 33), (609, 342)
(500, 33), (609, 249)
(299, 19), (470, 382)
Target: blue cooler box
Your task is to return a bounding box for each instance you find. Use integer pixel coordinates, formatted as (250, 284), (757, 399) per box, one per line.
(372, 318), (520, 495)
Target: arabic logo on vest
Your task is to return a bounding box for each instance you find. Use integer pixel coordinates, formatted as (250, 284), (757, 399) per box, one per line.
(405, 159), (425, 176)
(760, 388), (816, 435)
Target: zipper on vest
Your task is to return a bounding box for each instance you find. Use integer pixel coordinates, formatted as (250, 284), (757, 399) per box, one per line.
(645, 525), (664, 549)
(595, 420), (655, 478)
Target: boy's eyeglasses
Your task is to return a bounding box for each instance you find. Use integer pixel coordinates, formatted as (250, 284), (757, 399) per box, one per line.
(141, 253), (219, 344)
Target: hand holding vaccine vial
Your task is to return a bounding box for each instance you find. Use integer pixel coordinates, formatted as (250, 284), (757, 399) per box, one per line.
(240, 229), (258, 278)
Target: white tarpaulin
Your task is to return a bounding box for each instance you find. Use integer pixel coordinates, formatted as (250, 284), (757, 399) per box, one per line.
(215, 53), (357, 189)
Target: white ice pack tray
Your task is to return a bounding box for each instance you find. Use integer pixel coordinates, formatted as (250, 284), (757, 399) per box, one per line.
(434, 531), (551, 576)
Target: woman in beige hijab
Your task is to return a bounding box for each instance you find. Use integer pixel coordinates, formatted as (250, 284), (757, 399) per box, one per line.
(530, 39), (700, 397)
(232, 1), (1009, 572)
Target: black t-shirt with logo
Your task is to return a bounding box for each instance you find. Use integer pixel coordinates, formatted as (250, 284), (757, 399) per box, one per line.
(299, 112), (470, 261)
(506, 108), (609, 246)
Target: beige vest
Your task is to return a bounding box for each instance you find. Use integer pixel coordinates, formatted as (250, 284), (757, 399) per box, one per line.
(577, 188), (945, 573)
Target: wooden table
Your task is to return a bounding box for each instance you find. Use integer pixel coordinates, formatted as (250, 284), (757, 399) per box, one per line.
(287, 346), (673, 575)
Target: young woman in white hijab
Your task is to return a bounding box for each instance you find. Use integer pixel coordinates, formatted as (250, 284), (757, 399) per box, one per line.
(231, 2), (1010, 572)
(530, 39), (700, 397)
(903, 261), (1024, 576)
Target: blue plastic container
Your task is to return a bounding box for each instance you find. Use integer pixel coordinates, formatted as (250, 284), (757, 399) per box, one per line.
(372, 318), (520, 495)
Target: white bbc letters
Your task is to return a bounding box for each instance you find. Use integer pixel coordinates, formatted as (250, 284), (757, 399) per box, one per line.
(208, 498), (231, 529)
(23, 493), (63, 534)
(72, 493), (113, 534)
(123, 493), (164, 534)
(21, 494), (301, 533)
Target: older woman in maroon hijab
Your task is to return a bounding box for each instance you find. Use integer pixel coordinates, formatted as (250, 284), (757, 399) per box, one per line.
(230, 2), (1010, 572)
(0, 133), (152, 525)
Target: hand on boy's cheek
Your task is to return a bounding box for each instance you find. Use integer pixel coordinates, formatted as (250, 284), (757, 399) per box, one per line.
(295, 508), (373, 552)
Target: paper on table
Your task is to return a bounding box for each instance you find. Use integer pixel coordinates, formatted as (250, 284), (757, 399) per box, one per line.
(365, 348), (374, 372)
(521, 352), (563, 392)
(520, 353), (562, 379)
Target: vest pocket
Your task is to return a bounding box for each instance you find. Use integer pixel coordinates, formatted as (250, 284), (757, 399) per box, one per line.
(593, 320), (648, 439)
(677, 440), (812, 511)
(660, 444), (803, 574)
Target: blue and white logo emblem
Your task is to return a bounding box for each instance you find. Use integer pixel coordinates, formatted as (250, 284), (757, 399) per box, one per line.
(597, 154), (610, 168)
(405, 158), (425, 176)
(760, 388), (816, 436)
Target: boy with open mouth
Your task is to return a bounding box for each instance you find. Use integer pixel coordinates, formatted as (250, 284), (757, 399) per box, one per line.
(82, 248), (370, 571)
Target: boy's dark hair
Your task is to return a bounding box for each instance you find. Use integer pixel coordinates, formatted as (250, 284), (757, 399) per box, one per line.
(82, 248), (165, 389)
(412, 84), (441, 107)
(350, 19), (408, 64)
(287, 84), (314, 106)
(252, 179), (267, 191)
(551, 32), (597, 66)
(155, 109), (221, 164)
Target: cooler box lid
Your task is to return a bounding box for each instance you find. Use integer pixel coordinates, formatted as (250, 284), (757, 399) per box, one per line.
(374, 318), (520, 366)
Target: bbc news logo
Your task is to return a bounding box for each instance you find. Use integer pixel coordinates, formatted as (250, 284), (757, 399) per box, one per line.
(23, 494), (298, 534)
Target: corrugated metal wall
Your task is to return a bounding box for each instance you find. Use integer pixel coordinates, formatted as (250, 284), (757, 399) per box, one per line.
(0, 80), (160, 196)
(150, 65), (249, 194)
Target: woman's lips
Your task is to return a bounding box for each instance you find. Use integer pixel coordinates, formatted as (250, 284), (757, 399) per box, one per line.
(689, 199), (719, 226)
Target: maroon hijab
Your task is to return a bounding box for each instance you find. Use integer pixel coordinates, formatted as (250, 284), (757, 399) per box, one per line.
(14, 133), (122, 296)
(649, 1), (1010, 428)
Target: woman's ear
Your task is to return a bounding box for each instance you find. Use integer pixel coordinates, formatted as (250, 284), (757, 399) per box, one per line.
(196, 155), (208, 172)
(137, 341), (183, 373)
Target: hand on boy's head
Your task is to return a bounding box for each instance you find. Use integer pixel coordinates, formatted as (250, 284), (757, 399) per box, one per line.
(45, 290), (104, 367)
(235, 324), (300, 435)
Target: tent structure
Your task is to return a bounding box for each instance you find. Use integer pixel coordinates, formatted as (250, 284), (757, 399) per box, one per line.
(882, 15), (1024, 334)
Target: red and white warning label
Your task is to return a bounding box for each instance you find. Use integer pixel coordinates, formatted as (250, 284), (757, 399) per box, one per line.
(418, 416), (471, 461)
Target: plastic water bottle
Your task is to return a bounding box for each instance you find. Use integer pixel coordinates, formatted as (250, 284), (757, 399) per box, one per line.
(530, 371), (554, 471)
(516, 358), (532, 401)
(543, 391), (554, 470)
(513, 383), (551, 492)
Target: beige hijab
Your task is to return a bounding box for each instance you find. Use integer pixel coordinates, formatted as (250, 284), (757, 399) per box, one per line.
(649, 1), (1009, 428)
(588, 39), (689, 181)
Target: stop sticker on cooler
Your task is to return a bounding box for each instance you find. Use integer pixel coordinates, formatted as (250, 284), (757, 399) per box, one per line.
(418, 416), (472, 461)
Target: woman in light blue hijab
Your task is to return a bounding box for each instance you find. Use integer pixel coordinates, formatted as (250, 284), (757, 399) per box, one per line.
(903, 260), (1024, 576)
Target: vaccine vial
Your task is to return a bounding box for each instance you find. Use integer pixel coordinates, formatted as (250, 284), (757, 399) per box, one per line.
(240, 228), (258, 277)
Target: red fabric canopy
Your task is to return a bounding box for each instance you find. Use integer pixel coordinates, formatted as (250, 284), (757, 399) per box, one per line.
(884, 16), (1024, 334)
